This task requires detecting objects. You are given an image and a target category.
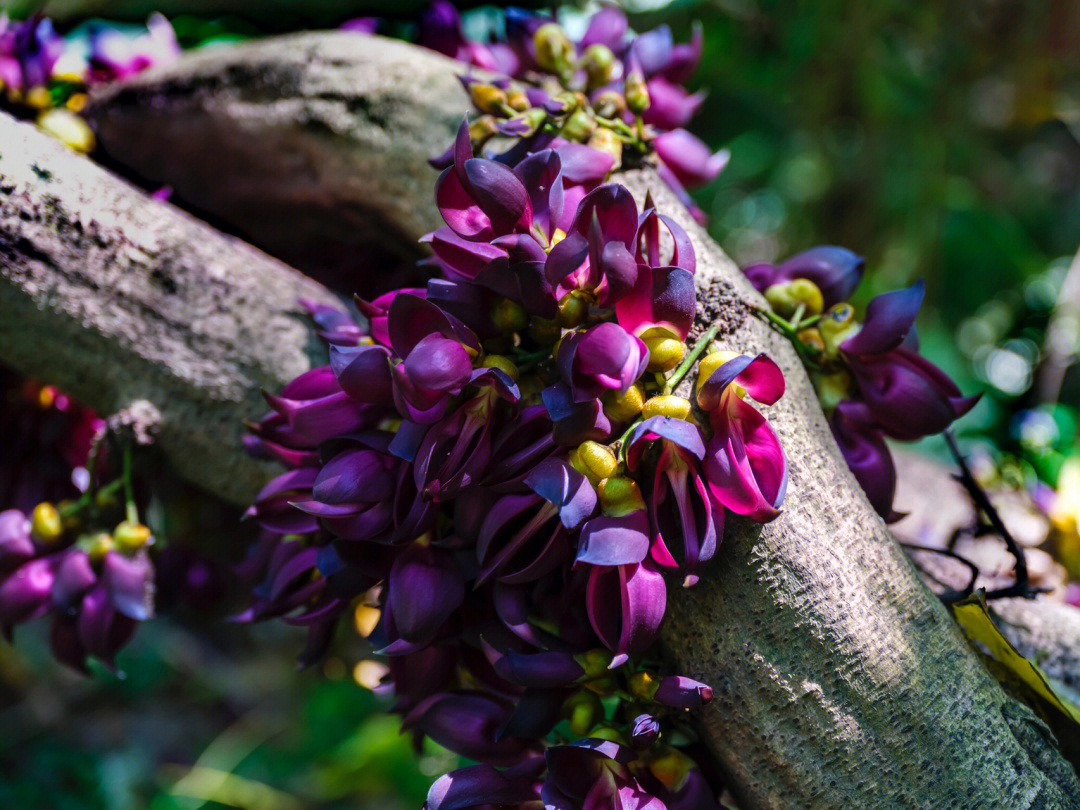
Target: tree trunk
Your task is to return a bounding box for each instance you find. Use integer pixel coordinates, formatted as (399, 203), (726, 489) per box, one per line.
(0, 111), (339, 506)
(86, 34), (476, 295)
(5, 37), (1080, 808)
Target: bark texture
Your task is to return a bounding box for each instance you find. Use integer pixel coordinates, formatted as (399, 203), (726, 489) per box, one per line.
(2, 37), (1079, 808)
(86, 34), (474, 295)
(0, 112), (340, 505)
(615, 170), (1080, 809)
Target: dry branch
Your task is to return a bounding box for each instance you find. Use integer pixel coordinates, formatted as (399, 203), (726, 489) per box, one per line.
(3, 37), (1080, 808)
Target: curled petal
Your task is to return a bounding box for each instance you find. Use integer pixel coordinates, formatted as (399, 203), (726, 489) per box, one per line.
(404, 333), (474, 393)
(616, 265), (696, 340)
(637, 205), (696, 273)
(653, 675), (713, 711)
(329, 344), (392, 404)
(744, 246), (864, 309)
(524, 457), (597, 529)
(425, 227), (509, 281)
(697, 354), (785, 411)
(655, 129), (729, 188)
(426, 764), (538, 810)
(492, 648), (584, 688)
(586, 562), (666, 665)
(577, 511), (651, 566)
(830, 400), (899, 520)
(841, 282), (925, 357)
(388, 542), (464, 642)
(705, 396), (787, 521)
(643, 77), (706, 130)
(627, 416), (706, 469)
(102, 550), (154, 621)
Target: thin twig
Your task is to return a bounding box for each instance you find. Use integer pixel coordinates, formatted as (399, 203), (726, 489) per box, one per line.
(943, 428), (1036, 600)
(899, 542), (980, 604)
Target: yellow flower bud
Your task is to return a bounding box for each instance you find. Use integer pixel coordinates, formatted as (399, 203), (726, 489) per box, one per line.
(571, 441), (618, 485)
(642, 332), (685, 372)
(797, 327), (825, 353)
(113, 520), (153, 554)
(37, 108), (96, 154)
(788, 278), (825, 316)
(558, 293), (589, 328)
(593, 90), (626, 119)
(31, 502), (63, 543)
(505, 87), (530, 112)
(480, 355), (520, 380)
(819, 303), (861, 358)
(85, 532), (115, 563)
(642, 395), (691, 421)
(587, 126), (623, 171)
(628, 670), (659, 700)
(25, 86), (52, 110)
(469, 83), (508, 115)
(491, 298), (529, 333)
(468, 114), (499, 146)
(813, 369), (853, 412)
(533, 23), (575, 74)
(696, 350), (742, 392)
(649, 750), (693, 792)
(65, 92), (88, 113)
(598, 477), (646, 516)
(602, 383), (645, 422)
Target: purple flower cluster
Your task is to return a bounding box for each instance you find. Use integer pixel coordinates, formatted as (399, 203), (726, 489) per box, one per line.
(0, 506), (154, 671)
(747, 249), (978, 520)
(0, 14), (62, 97)
(245, 115), (789, 808)
(418, 2), (728, 223)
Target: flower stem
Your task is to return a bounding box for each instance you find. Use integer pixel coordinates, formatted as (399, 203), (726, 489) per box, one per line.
(663, 324), (720, 395)
(122, 439), (139, 525)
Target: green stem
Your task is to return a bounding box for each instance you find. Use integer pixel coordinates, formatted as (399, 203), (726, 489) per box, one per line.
(122, 440), (138, 525)
(663, 323), (721, 395)
(58, 479), (123, 519)
(790, 303), (806, 331)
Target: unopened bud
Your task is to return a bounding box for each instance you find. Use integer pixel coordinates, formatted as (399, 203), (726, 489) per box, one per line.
(468, 115), (499, 146)
(25, 86), (51, 110)
(113, 520), (152, 554)
(85, 532), (115, 563)
(31, 502), (63, 543)
(625, 70), (650, 115)
(534, 23), (575, 74)
(491, 298), (529, 333)
(642, 332), (685, 372)
(562, 108), (596, 143)
(764, 278), (824, 318)
(529, 317), (561, 346)
(37, 108), (95, 154)
(470, 83), (508, 115)
(587, 725), (626, 743)
(819, 303), (860, 358)
(558, 293), (589, 328)
(603, 383), (645, 422)
(563, 690), (603, 737)
(649, 749), (693, 792)
(481, 355), (520, 380)
(642, 395), (691, 421)
(797, 327), (825, 353)
(696, 350), (746, 399)
(582, 43), (616, 88)
(505, 87), (530, 112)
(628, 670), (659, 700)
(593, 90), (626, 119)
(598, 477), (646, 516)
(571, 441), (618, 485)
(813, 369), (853, 412)
(506, 107), (548, 138)
(578, 648), (613, 679)
(587, 127), (623, 172)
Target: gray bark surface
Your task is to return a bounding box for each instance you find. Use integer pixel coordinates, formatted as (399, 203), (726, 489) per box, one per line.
(86, 34), (474, 295)
(0, 112), (339, 505)
(2, 36), (1079, 807)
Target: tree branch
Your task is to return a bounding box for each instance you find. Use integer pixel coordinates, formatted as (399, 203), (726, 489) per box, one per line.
(6, 35), (1080, 808)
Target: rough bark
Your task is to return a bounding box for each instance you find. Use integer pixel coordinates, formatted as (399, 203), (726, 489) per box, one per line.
(3, 39), (1080, 808)
(0, 111), (340, 505)
(85, 34), (475, 295)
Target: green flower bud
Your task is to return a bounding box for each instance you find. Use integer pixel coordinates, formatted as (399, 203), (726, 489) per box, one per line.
(602, 383), (645, 422)
(534, 23), (576, 74)
(557, 292), (589, 328)
(813, 369), (853, 412)
(819, 303), (861, 358)
(561, 109), (596, 143)
(571, 441), (618, 485)
(598, 477), (646, 517)
(649, 749), (693, 792)
(582, 44), (616, 88)
(528, 317), (562, 346)
(114, 520), (153, 554)
(642, 395), (691, 421)
(491, 298), (529, 333)
(625, 70), (650, 115)
(628, 670), (660, 700)
(480, 355), (520, 380)
(563, 690), (604, 737)
(593, 90), (626, 119)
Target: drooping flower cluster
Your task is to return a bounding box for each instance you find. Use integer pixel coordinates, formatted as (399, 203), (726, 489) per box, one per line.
(244, 123), (787, 808)
(746, 248), (978, 520)
(417, 2), (728, 224)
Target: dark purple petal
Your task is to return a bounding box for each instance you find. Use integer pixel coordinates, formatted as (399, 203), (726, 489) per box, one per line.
(493, 649), (585, 688)
(425, 227), (509, 282)
(513, 149), (564, 241)
(545, 230), (590, 284)
(524, 457), (597, 529)
(830, 400), (899, 520)
(841, 282), (925, 356)
(404, 333), (474, 393)
(313, 449), (394, 505)
(653, 675), (713, 711)
(577, 511), (651, 566)
(388, 542), (464, 642)
(426, 764), (537, 810)
(329, 344), (392, 404)
(52, 550), (97, 611)
(616, 265), (696, 340)
(463, 159), (532, 235)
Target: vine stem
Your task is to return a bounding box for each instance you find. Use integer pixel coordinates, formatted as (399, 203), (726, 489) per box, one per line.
(122, 439), (139, 525)
(662, 323), (720, 396)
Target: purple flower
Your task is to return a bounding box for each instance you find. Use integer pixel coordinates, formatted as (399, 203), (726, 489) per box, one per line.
(86, 14), (179, 84)
(384, 541), (464, 644)
(616, 265), (696, 344)
(644, 77), (706, 130)
(653, 675), (713, 711)
(289, 442), (396, 541)
(0, 509), (34, 572)
(697, 355), (788, 522)
(586, 561), (666, 667)
(743, 247), (864, 311)
(556, 322), (649, 403)
(840, 284), (978, 441)
(654, 129), (729, 189)
(0, 556), (54, 626)
(627, 417), (720, 587)
(358, 287), (426, 347)
(425, 764), (539, 810)
(406, 690), (539, 766)
(0, 15), (63, 91)
(829, 400), (899, 521)
(300, 298), (367, 346)
(631, 714), (661, 747)
(546, 184), (641, 306)
(418, 1), (513, 73)
(544, 739), (665, 810)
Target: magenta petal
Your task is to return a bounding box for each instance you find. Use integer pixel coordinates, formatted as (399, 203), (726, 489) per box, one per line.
(437, 167), (493, 239)
(513, 149), (564, 240)
(616, 265), (695, 340)
(698, 354), (785, 410)
(654, 129), (729, 188)
(52, 550), (97, 611)
(587, 563), (667, 661)
(102, 551), (154, 621)
(546, 230), (590, 284)
(643, 77), (706, 129)
(580, 5), (628, 49)
(842, 281), (925, 356)
(426, 227), (509, 281)
(463, 158), (532, 234)
(571, 184), (639, 247)
(705, 397), (787, 521)
(554, 144), (615, 185)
